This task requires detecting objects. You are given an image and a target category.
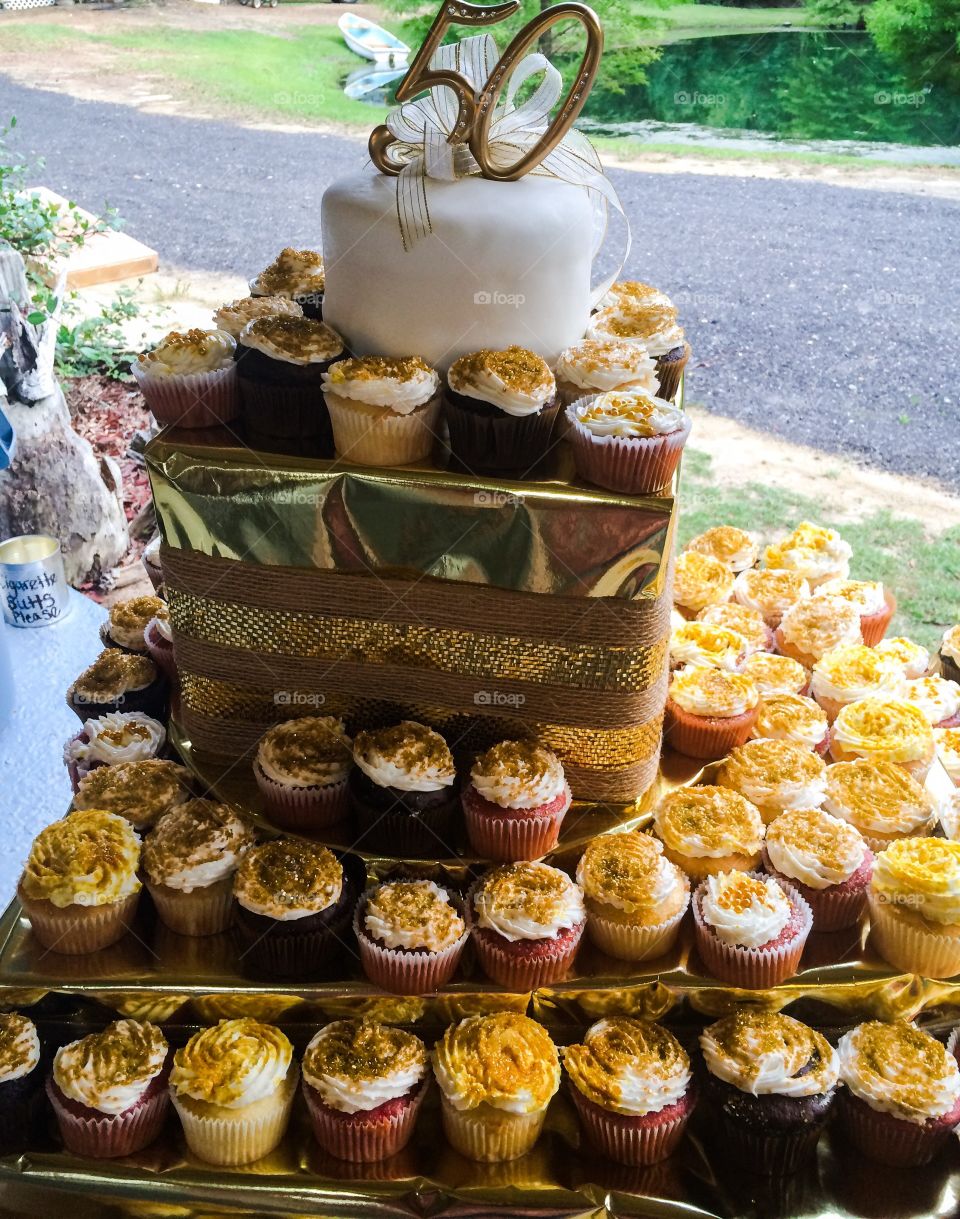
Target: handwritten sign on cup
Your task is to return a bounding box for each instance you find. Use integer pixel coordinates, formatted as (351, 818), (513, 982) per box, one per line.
(0, 534), (72, 628)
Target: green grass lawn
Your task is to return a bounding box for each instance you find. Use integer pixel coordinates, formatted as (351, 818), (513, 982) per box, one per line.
(679, 447), (959, 651)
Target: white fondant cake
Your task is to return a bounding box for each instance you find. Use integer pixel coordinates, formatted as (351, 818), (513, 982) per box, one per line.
(321, 169), (596, 371)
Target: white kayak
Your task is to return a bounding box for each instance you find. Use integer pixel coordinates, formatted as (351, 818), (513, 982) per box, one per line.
(338, 13), (410, 64)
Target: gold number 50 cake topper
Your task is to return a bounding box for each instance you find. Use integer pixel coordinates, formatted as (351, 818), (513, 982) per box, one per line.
(369, 0), (603, 182)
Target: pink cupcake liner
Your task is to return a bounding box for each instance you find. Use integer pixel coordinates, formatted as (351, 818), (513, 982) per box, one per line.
(47, 1074), (170, 1158)
(466, 880), (584, 989)
(568, 1083), (694, 1166)
(762, 848), (873, 932)
(254, 763), (350, 831)
(303, 1079), (426, 1162)
(692, 873), (812, 988)
(461, 783), (571, 862)
(132, 361), (240, 429)
(839, 1088), (960, 1167)
(566, 400), (691, 495)
(353, 890), (469, 995)
(144, 621), (177, 684)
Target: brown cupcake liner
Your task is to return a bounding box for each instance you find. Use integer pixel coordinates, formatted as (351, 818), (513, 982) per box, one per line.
(353, 889), (468, 995)
(132, 362), (240, 429)
(66, 678), (168, 726)
(352, 796), (458, 859)
(47, 1075), (170, 1158)
(716, 1110), (825, 1175)
(654, 342), (691, 403)
(147, 876), (235, 937)
(569, 1084), (693, 1166)
(839, 1087), (959, 1167)
(664, 698), (758, 759)
(254, 765), (350, 831)
(444, 393), (562, 475)
(18, 886), (139, 955)
(440, 1095), (546, 1163)
(692, 874), (812, 988)
(461, 783), (571, 862)
(566, 401), (691, 495)
(303, 1078), (427, 1161)
(234, 897), (356, 979)
(237, 373), (333, 457)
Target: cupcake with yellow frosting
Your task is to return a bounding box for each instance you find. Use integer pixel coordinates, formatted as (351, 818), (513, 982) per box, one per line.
(904, 675), (960, 728)
(564, 1018), (695, 1165)
(0, 1013), (43, 1153)
(213, 294), (303, 341)
(818, 577), (896, 647)
(828, 696), (936, 781)
(697, 603), (773, 656)
(823, 758), (936, 852)
(143, 799), (256, 936)
(131, 328), (238, 428)
(838, 1021), (960, 1166)
(554, 338), (658, 410)
(566, 389), (691, 494)
(733, 567), (810, 630)
(810, 643), (904, 721)
(653, 786), (765, 880)
(47, 1020), (170, 1158)
(462, 740), (572, 862)
(685, 526), (759, 574)
(323, 355), (442, 467)
(939, 624), (960, 686)
(64, 710), (167, 790)
(233, 839), (361, 978)
(576, 831), (689, 961)
(585, 303), (689, 401)
(775, 595), (862, 669)
(72, 758), (192, 830)
(467, 862), (585, 990)
(751, 693), (828, 753)
(716, 738), (827, 824)
(673, 551), (734, 620)
(741, 653), (810, 698)
(18, 810), (141, 954)
(664, 666), (759, 758)
(355, 879), (468, 995)
(692, 869), (812, 988)
(67, 649), (166, 724)
(763, 522), (852, 589)
(100, 595), (168, 654)
(432, 1013), (560, 1162)
(763, 807), (873, 930)
(875, 636), (932, 680)
(170, 1018), (298, 1165)
(669, 620), (748, 673)
(867, 838), (960, 978)
(250, 246), (325, 317)
(253, 716), (353, 830)
(701, 1011), (839, 1174)
(301, 1020), (428, 1161)
(936, 727), (960, 786)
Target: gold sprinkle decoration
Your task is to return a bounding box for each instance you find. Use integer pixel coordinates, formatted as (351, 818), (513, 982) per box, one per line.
(449, 345), (553, 398)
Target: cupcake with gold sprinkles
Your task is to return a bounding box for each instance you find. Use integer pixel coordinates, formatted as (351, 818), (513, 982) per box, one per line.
(904, 675), (960, 728)
(763, 807), (873, 930)
(554, 338), (658, 408)
(301, 1020), (429, 1161)
(566, 388), (690, 494)
(673, 551), (734, 620)
(697, 602), (774, 654)
(213, 294), (303, 341)
(818, 577), (896, 647)
(669, 620), (748, 673)
(254, 715), (353, 830)
(875, 636), (931, 680)
(354, 879), (468, 995)
(432, 1013), (560, 1162)
(939, 624), (960, 686)
(249, 246), (325, 317)
(64, 710), (167, 790)
(564, 1018), (695, 1165)
(664, 666), (759, 758)
(47, 1020), (170, 1159)
(0, 1013), (43, 1153)
(838, 1021), (960, 1166)
(653, 786), (765, 881)
(586, 302), (690, 401)
(131, 328), (238, 428)
(867, 838), (960, 979)
(763, 522), (852, 589)
(170, 1018), (298, 1165)
(775, 595), (862, 669)
(462, 739), (572, 863)
(810, 643), (904, 721)
(733, 566), (810, 630)
(100, 595), (168, 654)
(576, 831), (689, 961)
(741, 653), (810, 699)
(828, 695), (935, 781)
(751, 693), (828, 753)
(72, 758), (192, 831)
(323, 355), (442, 466)
(716, 738), (827, 824)
(67, 648), (167, 723)
(822, 758), (936, 852)
(685, 526), (759, 574)
(936, 727), (960, 786)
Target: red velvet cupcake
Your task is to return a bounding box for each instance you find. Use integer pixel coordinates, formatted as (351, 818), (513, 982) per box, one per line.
(664, 666), (759, 759)
(302, 1020), (428, 1161)
(354, 879), (468, 995)
(763, 808), (873, 931)
(64, 711), (167, 791)
(467, 862), (585, 991)
(144, 616), (176, 684)
(462, 740), (571, 862)
(253, 716), (353, 831)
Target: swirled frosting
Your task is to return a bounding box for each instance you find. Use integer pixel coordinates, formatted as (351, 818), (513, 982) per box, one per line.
(448, 346), (555, 417)
(674, 551), (735, 614)
(818, 578), (887, 615)
(136, 329), (235, 378)
(0, 1013), (40, 1083)
(69, 650), (156, 704)
(353, 721), (455, 793)
(904, 676), (960, 725)
(571, 390), (685, 438)
(472, 862), (584, 942)
(766, 807), (866, 889)
(250, 247), (325, 298)
(322, 356), (439, 414)
(470, 740), (566, 810)
(147, 615), (172, 645)
(669, 666), (758, 719)
(838, 1021), (960, 1124)
(256, 717), (352, 788)
(576, 832), (688, 922)
(564, 1018), (691, 1116)
(812, 644), (905, 708)
(697, 603), (771, 654)
(717, 738), (827, 815)
(555, 339), (658, 394)
(734, 567), (810, 623)
(936, 727), (960, 785)
(171, 1019), (293, 1109)
(742, 654), (809, 698)
(832, 697), (934, 767)
(699, 870), (791, 948)
(586, 303), (685, 357)
(874, 637), (931, 680)
(942, 626), (960, 666)
(239, 316), (343, 365)
(363, 880), (465, 952)
(21, 809), (141, 909)
(871, 838), (960, 926)
(763, 522), (852, 585)
(213, 295), (303, 338)
(778, 596), (863, 659)
(233, 839), (343, 920)
(654, 787), (765, 859)
(701, 1010), (838, 1097)
(670, 622), (746, 672)
(685, 526), (759, 573)
(302, 1020), (427, 1114)
(108, 596), (167, 650)
(66, 712), (166, 767)
(752, 693), (828, 749)
(433, 1013), (560, 1113)
(72, 759), (192, 829)
(600, 281), (674, 310)
(143, 800), (255, 892)
(823, 759), (935, 837)
(54, 1020), (167, 1115)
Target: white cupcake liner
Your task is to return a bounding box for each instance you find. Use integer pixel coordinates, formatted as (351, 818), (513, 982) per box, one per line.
(439, 1095), (546, 1163)
(132, 361), (239, 429)
(326, 392), (441, 466)
(253, 764), (350, 831)
(147, 876), (235, 937)
(353, 890), (469, 995)
(566, 399), (691, 495)
(172, 1065), (298, 1165)
(586, 878), (690, 962)
(19, 887), (139, 955)
(867, 890), (960, 979)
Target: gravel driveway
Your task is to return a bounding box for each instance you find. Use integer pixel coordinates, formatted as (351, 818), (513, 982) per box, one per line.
(4, 78), (958, 488)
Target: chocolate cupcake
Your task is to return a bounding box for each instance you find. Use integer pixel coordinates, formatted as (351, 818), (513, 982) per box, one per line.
(67, 648), (167, 723)
(700, 1010), (839, 1174)
(100, 595), (167, 654)
(0, 1013), (44, 1153)
(144, 615), (176, 683)
(586, 302), (689, 403)
(554, 338), (659, 409)
(350, 720), (459, 857)
(249, 246), (325, 318)
(72, 758), (192, 831)
(940, 625), (960, 685)
(236, 315), (345, 457)
(232, 839), (360, 978)
(445, 346), (559, 474)
(64, 711), (167, 790)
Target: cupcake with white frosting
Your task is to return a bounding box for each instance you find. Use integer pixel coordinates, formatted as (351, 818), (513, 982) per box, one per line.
(354, 879), (468, 995)
(249, 246), (325, 317)
(875, 635), (932, 679)
(67, 648), (166, 724)
(904, 674), (960, 727)
(323, 355), (441, 466)
(750, 693), (829, 752)
(143, 799), (256, 935)
(823, 758), (936, 852)
(939, 624), (960, 685)
(600, 280), (674, 311)
(653, 786), (765, 880)
(47, 1020), (170, 1158)
(733, 567), (810, 629)
(170, 1018), (298, 1165)
(828, 695), (935, 781)
(697, 602), (774, 654)
(566, 389), (691, 494)
(132, 328), (238, 428)
(564, 1018), (695, 1166)
(64, 710), (167, 790)
(673, 551), (734, 620)
(867, 838), (960, 979)
(72, 758), (191, 831)
(936, 727), (960, 786)
(462, 739), (571, 862)
(445, 346), (559, 473)
(810, 642), (904, 721)
(692, 869), (812, 988)
(685, 526), (759, 574)
(467, 861), (585, 990)
(0, 1013), (44, 1153)
(670, 621), (748, 673)
(253, 715), (353, 829)
(818, 577), (896, 647)
(100, 595), (167, 654)
(763, 807), (873, 930)
(214, 294), (303, 341)
(301, 1020), (429, 1161)
(716, 738), (827, 824)
(586, 302), (689, 401)
(838, 1021), (960, 1166)
(741, 653), (810, 699)
(554, 338), (658, 408)
(775, 595), (863, 669)
(763, 522), (852, 589)
(664, 666), (759, 758)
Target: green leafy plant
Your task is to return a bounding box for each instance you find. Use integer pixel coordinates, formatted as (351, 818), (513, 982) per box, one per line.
(867, 0), (960, 92)
(55, 287), (141, 380)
